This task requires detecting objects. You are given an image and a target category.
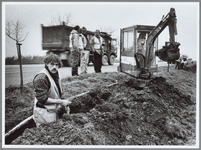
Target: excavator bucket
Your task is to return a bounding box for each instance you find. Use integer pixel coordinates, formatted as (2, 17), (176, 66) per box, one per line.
(154, 8), (180, 62)
(155, 42), (180, 61)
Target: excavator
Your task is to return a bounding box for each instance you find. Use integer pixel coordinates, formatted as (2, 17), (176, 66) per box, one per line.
(119, 8), (180, 79)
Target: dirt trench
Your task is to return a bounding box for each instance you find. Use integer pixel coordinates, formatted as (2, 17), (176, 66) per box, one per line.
(10, 75), (195, 145)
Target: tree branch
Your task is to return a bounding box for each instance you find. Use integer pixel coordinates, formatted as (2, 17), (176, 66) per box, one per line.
(5, 19), (28, 43)
(5, 33), (18, 42)
(99, 26), (116, 36)
(19, 32), (29, 42)
(50, 12), (74, 26)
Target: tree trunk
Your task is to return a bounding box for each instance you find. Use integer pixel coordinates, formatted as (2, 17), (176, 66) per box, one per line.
(16, 43), (23, 93)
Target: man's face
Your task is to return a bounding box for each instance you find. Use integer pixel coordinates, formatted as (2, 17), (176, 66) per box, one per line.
(82, 28), (87, 34)
(78, 28), (81, 33)
(46, 62), (59, 74)
(96, 31), (100, 37)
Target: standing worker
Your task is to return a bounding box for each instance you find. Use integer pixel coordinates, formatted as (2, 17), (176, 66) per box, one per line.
(69, 25), (80, 76)
(91, 30), (105, 73)
(78, 27), (87, 74)
(69, 25), (87, 76)
(33, 54), (71, 127)
(80, 26), (90, 74)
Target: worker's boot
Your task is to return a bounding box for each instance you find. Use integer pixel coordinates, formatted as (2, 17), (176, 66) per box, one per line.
(72, 66), (79, 76)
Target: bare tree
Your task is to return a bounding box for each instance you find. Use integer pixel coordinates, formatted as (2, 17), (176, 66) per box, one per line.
(99, 26), (116, 36)
(5, 19), (28, 93)
(6, 20), (28, 43)
(50, 12), (76, 26)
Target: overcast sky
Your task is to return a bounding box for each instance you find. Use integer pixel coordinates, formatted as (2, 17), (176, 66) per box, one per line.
(2, 2), (199, 60)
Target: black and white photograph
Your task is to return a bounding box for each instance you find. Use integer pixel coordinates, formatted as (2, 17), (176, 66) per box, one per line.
(2, 1), (199, 149)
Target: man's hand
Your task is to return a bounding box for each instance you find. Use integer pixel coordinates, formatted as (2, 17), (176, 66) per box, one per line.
(61, 99), (71, 106)
(91, 46), (95, 52)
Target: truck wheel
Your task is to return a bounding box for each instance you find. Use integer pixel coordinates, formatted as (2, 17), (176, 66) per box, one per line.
(67, 53), (73, 67)
(108, 55), (115, 65)
(102, 55), (108, 65)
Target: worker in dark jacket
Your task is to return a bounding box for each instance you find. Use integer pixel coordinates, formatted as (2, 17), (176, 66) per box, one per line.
(33, 54), (71, 127)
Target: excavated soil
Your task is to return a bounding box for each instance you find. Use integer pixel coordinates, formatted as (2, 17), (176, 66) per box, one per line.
(5, 84), (35, 133)
(8, 65), (197, 146)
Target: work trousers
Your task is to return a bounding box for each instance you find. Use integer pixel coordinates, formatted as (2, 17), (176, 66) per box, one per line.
(71, 50), (80, 76)
(93, 51), (102, 73)
(80, 50), (89, 74)
(136, 54), (145, 69)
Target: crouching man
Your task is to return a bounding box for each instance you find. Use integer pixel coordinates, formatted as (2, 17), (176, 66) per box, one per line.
(175, 55), (188, 70)
(33, 54), (71, 127)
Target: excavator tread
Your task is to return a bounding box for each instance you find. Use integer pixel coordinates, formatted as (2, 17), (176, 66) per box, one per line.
(125, 73), (157, 89)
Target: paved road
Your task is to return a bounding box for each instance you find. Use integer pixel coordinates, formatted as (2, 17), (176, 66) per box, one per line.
(5, 63), (119, 87)
(4, 62), (170, 88)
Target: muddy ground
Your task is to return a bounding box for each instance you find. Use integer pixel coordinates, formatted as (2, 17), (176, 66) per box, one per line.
(5, 65), (196, 145)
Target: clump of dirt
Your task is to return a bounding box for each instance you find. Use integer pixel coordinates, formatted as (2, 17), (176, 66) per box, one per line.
(5, 84), (35, 133)
(61, 72), (117, 98)
(65, 81), (113, 114)
(184, 66), (196, 74)
(11, 69), (196, 145)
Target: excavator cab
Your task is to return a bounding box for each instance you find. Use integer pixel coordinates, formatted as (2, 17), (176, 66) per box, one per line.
(119, 8), (180, 79)
(119, 25), (158, 78)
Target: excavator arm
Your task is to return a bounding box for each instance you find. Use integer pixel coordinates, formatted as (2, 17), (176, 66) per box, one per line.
(145, 8), (180, 69)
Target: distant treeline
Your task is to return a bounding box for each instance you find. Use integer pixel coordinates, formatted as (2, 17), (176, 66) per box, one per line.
(6, 55), (45, 65)
(6, 55), (120, 65)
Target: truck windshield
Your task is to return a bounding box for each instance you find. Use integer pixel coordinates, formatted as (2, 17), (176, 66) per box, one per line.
(111, 40), (117, 46)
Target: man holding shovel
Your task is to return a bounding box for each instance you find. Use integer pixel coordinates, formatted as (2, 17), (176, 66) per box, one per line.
(33, 54), (71, 127)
